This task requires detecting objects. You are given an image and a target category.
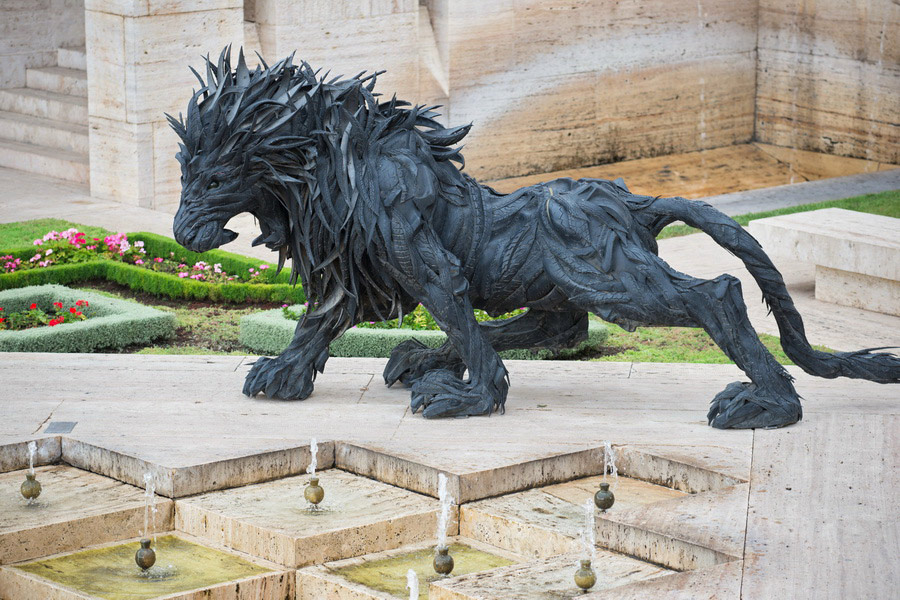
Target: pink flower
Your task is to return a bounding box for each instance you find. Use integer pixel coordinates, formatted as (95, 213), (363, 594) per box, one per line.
(154, 257), (164, 263)
(33, 239), (43, 246)
(135, 259), (144, 265)
(45, 249), (53, 256)
(259, 264), (269, 270)
(178, 272), (189, 278)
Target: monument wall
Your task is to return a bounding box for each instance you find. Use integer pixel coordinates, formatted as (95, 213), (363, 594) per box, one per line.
(0, 0), (85, 88)
(70, 0), (898, 209)
(442, 0), (759, 180)
(755, 0), (900, 165)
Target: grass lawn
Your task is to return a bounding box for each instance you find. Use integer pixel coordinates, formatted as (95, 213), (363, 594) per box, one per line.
(588, 321), (832, 365)
(657, 189), (900, 239)
(0, 218), (112, 248)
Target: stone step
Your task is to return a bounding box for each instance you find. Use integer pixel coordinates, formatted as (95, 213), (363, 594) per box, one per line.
(57, 46), (87, 71)
(0, 138), (89, 184)
(0, 110), (88, 154)
(0, 88), (87, 124)
(26, 66), (87, 98)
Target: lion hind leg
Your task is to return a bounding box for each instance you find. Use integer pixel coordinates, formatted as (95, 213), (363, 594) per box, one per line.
(554, 252), (802, 429)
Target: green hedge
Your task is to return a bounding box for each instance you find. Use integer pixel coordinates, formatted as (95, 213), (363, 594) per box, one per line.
(0, 232), (304, 304)
(240, 306), (609, 359)
(0, 284), (176, 352)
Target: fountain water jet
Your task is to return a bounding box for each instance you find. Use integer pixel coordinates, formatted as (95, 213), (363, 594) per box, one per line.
(595, 441), (617, 511)
(433, 473), (455, 576)
(406, 568), (419, 600)
(137, 472), (160, 573)
(574, 499), (597, 591)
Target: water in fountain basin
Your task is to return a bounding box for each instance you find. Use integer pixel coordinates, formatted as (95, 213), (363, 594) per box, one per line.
(436, 473), (454, 550)
(406, 568), (419, 600)
(602, 441), (618, 490)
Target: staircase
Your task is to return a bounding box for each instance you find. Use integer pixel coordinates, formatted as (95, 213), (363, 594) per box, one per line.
(0, 46), (89, 184)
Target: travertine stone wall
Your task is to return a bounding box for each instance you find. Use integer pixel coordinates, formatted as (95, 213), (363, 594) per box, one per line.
(447, 0), (759, 179)
(85, 0), (244, 209)
(756, 0), (900, 165)
(0, 0), (85, 88)
(254, 0), (429, 105)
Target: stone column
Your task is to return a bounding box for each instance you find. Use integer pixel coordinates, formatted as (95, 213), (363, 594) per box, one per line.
(84, 1), (244, 210)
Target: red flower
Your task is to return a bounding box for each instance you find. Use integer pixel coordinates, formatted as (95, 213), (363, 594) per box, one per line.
(0, 317), (5, 323)
(48, 319), (58, 326)
(69, 307), (77, 314)
(30, 303), (37, 310)
(75, 311), (83, 317)
(0, 307), (4, 311)
(53, 301), (63, 309)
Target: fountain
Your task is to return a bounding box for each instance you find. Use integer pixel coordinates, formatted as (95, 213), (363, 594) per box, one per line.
(434, 472), (455, 576)
(304, 437), (325, 509)
(20, 442), (41, 503)
(574, 499), (597, 591)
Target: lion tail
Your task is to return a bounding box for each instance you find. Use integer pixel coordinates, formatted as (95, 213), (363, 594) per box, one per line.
(637, 196), (900, 384)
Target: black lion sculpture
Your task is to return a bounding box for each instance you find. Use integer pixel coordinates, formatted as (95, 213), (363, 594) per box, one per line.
(171, 49), (899, 429)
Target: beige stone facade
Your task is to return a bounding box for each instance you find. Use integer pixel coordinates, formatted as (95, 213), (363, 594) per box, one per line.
(0, 0), (897, 210)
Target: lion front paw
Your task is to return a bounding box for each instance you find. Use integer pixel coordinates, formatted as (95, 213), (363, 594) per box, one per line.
(383, 340), (465, 387)
(409, 369), (503, 419)
(707, 381), (802, 429)
(243, 356), (315, 400)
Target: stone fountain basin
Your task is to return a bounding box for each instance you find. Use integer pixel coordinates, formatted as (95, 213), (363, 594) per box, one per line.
(0, 465), (173, 565)
(0, 533), (292, 600)
(176, 468), (449, 567)
(297, 538), (519, 600)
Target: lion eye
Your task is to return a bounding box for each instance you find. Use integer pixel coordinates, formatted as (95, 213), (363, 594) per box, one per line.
(207, 181), (220, 191)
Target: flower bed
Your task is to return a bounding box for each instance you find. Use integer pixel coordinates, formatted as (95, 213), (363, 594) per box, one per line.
(240, 305), (609, 359)
(0, 284), (176, 353)
(0, 229), (304, 304)
(0, 298), (90, 330)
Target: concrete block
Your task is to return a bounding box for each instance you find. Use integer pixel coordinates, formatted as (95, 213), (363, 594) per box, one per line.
(0, 465), (173, 565)
(0, 438), (61, 474)
(460, 476), (685, 559)
(61, 436), (334, 498)
(429, 551), (672, 599)
(176, 469), (448, 567)
(336, 442), (609, 503)
(816, 266), (900, 316)
(747, 208), (900, 280)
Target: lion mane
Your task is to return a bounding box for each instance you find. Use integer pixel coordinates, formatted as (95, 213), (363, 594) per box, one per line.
(168, 48), (471, 324)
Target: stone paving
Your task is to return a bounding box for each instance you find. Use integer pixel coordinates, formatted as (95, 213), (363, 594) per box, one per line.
(0, 166), (898, 597)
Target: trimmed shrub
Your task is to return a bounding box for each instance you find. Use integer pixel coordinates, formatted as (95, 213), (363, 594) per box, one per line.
(0, 257), (305, 304)
(240, 306), (609, 359)
(0, 284), (176, 352)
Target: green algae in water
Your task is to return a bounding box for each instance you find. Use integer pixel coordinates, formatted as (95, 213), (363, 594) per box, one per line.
(14, 535), (270, 600)
(333, 543), (514, 600)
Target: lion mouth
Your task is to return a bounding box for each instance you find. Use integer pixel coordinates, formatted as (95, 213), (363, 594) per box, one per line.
(175, 220), (238, 253)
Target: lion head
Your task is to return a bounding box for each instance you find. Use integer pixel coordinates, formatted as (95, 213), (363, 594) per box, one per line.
(168, 49), (319, 260)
